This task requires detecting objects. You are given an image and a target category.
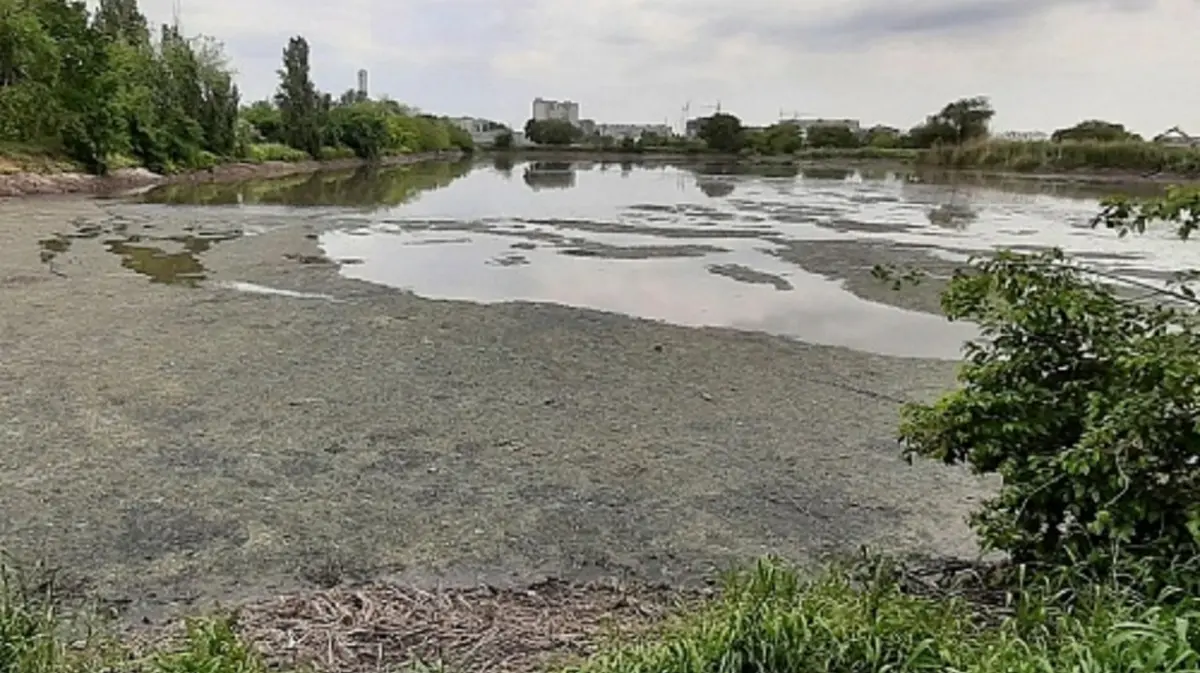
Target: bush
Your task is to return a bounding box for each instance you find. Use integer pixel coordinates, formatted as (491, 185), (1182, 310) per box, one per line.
(898, 188), (1200, 580)
(246, 142), (309, 163)
(317, 145), (356, 160)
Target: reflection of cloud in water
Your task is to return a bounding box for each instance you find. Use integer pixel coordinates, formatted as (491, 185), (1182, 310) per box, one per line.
(321, 229), (976, 360)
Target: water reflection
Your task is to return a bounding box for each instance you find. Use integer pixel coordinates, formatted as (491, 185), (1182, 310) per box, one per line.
(697, 180), (736, 198)
(802, 167), (854, 181)
(522, 162), (576, 191)
(142, 160), (473, 208)
(492, 155), (515, 176)
(104, 235), (223, 286)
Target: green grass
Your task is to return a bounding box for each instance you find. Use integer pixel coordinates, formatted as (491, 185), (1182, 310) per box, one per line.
(794, 147), (919, 161)
(0, 142), (83, 174)
(244, 143), (311, 164)
(3, 555), (1199, 673)
(568, 558), (1200, 673)
(919, 139), (1200, 175)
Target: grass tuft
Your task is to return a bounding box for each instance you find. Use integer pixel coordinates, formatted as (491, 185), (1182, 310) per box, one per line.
(565, 557), (1200, 673)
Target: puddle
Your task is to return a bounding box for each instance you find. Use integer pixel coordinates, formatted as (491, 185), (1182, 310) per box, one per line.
(105, 238), (209, 286)
(322, 227), (977, 359)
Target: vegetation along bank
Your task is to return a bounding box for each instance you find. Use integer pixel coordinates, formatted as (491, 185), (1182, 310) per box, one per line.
(0, 0), (474, 196)
(513, 97), (1200, 180)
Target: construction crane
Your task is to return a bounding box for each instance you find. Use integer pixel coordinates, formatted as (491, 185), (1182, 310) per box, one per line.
(700, 100), (722, 114)
(779, 109), (811, 121)
(679, 100), (692, 135)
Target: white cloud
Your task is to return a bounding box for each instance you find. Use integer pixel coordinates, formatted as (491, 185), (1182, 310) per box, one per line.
(128, 0), (1199, 135)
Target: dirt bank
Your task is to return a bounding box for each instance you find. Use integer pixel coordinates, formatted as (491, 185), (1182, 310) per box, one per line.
(0, 151), (464, 198)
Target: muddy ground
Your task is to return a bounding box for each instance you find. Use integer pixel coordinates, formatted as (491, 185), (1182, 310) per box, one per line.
(0, 196), (991, 629)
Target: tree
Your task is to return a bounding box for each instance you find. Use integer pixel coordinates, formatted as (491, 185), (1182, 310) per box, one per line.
(906, 97), (994, 148)
(93, 0), (148, 45)
(524, 118), (580, 145)
(274, 35), (321, 157)
(493, 130), (513, 149)
(805, 125), (861, 149)
(1052, 120), (1141, 143)
(697, 112), (744, 153)
(938, 96), (994, 144)
(241, 100), (283, 143)
(747, 123), (802, 155)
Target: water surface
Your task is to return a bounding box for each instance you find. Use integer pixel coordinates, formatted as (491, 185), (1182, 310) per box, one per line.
(137, 160), (1198, 360)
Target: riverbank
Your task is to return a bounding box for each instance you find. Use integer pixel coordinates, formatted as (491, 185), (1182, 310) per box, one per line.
(0, 150), (465, 198)
(915, 139), (1200, 182)
(492, 147), (918, 166)
(493, 142), (1200, 184)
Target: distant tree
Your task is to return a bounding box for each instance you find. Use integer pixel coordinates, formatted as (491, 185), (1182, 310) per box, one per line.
(1052, 120), (1141, 143)
(906, 97), (994, 148)
(274, 36), (322, 157)
(805, 125), (861, 149)
(524, 118), (580, 145)
(697, 113), (744, 153)
(748, 123), (802, 154)
(241, 100), (283, 143)
(938, 96), (994, 144)
(493, 130), (513, 149)
(865, 127), (902, 149)
(338, 88), (368, 105)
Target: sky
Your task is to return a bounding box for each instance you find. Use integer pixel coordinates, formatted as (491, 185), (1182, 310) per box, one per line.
(130, 0), (1199, 136)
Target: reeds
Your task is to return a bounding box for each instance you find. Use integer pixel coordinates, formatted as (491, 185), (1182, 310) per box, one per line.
(919, 139), (1200, 175)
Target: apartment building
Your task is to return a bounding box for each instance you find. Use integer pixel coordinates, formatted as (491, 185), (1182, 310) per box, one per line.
(596, 123), (672, 140)
(532, 98), (580, 125)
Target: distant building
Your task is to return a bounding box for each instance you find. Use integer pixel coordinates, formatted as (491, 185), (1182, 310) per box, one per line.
(685, 117), (707, 139)
(596, 123), (672, 140)
(532, 97), (580, 125)
(356, 69), (368, 98)
(1154, 126), (1197, 147)
(449, 117), (511, 146)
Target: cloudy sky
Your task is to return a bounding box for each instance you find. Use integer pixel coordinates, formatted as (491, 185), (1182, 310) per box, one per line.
(133, 0), (1198, 136)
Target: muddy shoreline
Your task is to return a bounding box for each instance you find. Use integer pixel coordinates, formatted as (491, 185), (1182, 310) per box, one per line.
(0, 195), (992, 629)
(0, 151), (465, 198)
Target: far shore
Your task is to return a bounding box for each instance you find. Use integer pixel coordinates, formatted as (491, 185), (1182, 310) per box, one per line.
(2, 145), (1198, 200)
(489, 147), (1200, 186)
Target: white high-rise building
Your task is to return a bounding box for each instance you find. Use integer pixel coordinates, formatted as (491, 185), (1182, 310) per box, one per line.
(357, 69), (368, 97)
(532, 97), (580, 125)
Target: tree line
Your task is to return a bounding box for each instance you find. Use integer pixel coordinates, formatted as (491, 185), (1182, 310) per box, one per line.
(516, 96), (1163, 157)
(0, 0), (471, 175)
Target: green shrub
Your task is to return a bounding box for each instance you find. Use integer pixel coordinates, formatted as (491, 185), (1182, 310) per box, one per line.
(317, 145), (356, 160)
(899, 188), (1200, 580)
(246, 142), (309, 163)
